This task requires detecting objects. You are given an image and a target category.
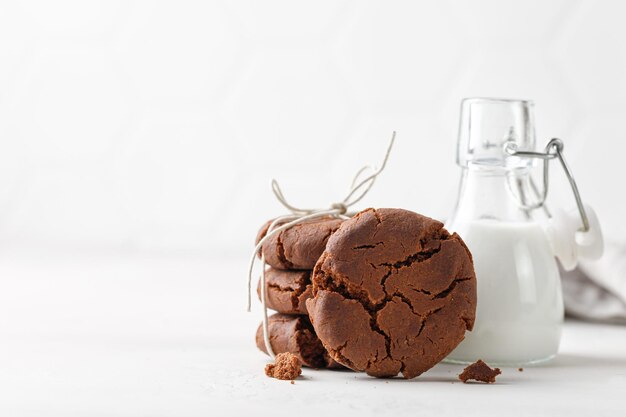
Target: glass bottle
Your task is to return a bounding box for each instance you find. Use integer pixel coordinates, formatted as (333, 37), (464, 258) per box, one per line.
(445, 98), (564, 366)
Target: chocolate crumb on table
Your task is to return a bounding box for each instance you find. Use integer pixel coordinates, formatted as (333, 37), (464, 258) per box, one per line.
(265, 352), (302, 381)
(518, 367), (524, 372)
(458, 359), (501, 383)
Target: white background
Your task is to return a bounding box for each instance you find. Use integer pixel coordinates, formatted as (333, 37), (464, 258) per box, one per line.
(1, 2), (626, 416)
(0, 0), (624, 259)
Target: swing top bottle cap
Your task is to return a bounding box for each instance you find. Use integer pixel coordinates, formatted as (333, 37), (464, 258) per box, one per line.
(457, 97), (536, 169)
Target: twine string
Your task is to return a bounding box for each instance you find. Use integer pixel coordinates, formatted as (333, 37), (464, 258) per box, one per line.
(247, 131), (396, 359)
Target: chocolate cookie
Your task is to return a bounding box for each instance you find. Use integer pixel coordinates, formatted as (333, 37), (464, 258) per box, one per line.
(256, 268), (312, 315)
(256, 217), (344, 270)
(306, 208), (476, 379)
(256, 313), (343, 369)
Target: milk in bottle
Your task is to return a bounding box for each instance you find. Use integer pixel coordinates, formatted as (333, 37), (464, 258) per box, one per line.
(445, 98), (563, 365)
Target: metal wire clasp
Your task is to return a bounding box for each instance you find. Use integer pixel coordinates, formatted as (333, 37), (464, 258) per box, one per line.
(504, 138), (591, 233)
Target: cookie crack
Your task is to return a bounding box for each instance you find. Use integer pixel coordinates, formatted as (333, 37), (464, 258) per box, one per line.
(432, 277), (472, 299)
(267, 283), (295, 294)
(267, 281), (310, 311)
(393, 294), (443, 338)
(409, 287), (432, 296)
(380, 266), (393, 296)
(333, 341), (356, 369)
(316, 268), (377, 310)
(353, 242), (384, 250)
(371, 312), (393, 364)
(377, 243), (442, 270)
(375, 223), (451, 279)
(275, 233), (294, 269)
(391, 291), (420, 316)
(391, 292), (426, 338)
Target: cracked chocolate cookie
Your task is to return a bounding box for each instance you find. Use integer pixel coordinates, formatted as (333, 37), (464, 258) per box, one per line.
(306, 208), (476, 379)
(256, 268), (312, 315)
(256, 217), (344, 270)
(256, 313), (343, 369)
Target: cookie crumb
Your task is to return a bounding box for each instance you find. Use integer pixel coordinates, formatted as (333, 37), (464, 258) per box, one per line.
(518, 367), (524, 372)
(265, 353), (302, 381)
(458, 359), (501, 383)
(290, 380), (295, 385)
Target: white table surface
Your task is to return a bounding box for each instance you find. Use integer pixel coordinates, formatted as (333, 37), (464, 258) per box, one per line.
(1, 250), (625, 416)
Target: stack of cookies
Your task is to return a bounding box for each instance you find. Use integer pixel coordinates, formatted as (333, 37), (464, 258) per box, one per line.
(254, 217), (345, 369)
(255, 208), (478, 379)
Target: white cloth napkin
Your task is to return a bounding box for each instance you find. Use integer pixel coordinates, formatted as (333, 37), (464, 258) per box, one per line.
(561, 240), (626, 324)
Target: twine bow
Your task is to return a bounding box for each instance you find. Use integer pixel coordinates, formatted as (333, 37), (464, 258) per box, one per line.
(247, 131), (396, 358)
